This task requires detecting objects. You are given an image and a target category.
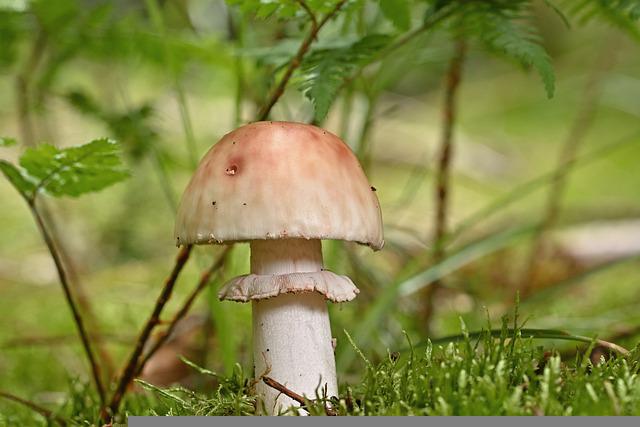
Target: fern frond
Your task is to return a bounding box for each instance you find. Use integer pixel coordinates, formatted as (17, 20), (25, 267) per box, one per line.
(456, 1), (555, 98)
(298, 34), (392, 122)
(564, 0), (640, 39)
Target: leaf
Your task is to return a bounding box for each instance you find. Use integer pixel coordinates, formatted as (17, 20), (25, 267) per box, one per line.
(0, 136), (17, 147)
(299, 34), (392, 121)
(0, 159), (36, 198)
(380, 0), (411, 31)
(225, 0), (299, 19)
(459, 1), (555, 98)
(18, 138), (129, 198)
(565, 0), (640, 40)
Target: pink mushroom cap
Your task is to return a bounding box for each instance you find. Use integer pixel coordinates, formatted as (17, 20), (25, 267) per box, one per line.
(174, 121), (383, 250)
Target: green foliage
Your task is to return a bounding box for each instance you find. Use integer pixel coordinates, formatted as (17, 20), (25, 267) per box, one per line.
(0, 137), (17, 147)
(0, 138), (129, 200)
(380, 0), (411, 31)
(226, 0), (341, 19)
(136, 363), (255, 416)
(332, 327), (640, 415)
(127, 320), (640, 416)
(0, 160), (37, 198)
(65, 90), (158, 161)
(456, 0), (555, 98)
(299, 34), (392, 121)
(566, 0), (640, 39)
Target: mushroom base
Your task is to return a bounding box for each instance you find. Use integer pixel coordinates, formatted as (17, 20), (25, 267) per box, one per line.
(252, 292), (337, 415)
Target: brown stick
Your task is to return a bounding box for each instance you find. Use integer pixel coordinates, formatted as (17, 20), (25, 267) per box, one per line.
(335, 6), (455, 97)
(135, 247), (231, 376)
(0, 390), (68, 426)
(520, 37), (618, 294)
(255, 0), (347, 121)
(106, 244), (193, 420)
(420, 39), (467, 333)
(27, 200), (106, 405)
(262, 376), (336, 416)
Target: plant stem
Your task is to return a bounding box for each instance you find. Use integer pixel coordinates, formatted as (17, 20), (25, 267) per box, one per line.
(421, 39), (466, 334)
(135, 247), (230, 377)
(0, 390), (67, 426)
(520, 37), (618, 294)
(26, 200), (106, 405)
(255, 0), (347, 121)
(106, 244), (193, 420)
(16, 23), (116, 378)
(227, 7), (246, 127)
(15, 27), (46, 148)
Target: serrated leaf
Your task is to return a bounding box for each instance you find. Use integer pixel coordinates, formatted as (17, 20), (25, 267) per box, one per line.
(299, 34), (392, 121)
(0, 160), (36, 198)
(18, 138), (129, 198)
(461, 2), (555, 98)
(380, 0), (411, 31)
(0, 136), (17, 147)
(565, 0), (640, 40)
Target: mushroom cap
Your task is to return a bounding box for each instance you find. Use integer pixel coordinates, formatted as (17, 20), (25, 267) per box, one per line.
(175, 121), (383, 249)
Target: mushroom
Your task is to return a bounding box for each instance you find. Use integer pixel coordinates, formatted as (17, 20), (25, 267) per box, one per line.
(174, 121), (383, 414)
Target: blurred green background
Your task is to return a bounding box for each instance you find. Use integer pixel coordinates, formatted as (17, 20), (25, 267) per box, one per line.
(1, 0), (640, 421)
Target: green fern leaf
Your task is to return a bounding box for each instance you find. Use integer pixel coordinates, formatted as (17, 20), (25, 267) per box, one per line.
(299, 34), (392, 122)
(380, 0), (411, 31)
(460, 2), (555, 98)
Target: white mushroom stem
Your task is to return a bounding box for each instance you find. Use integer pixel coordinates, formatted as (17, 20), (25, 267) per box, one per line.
(251, 239), (337, 414)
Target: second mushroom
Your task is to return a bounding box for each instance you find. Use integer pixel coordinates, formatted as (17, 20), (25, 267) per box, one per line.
(174, 121), (383, 414)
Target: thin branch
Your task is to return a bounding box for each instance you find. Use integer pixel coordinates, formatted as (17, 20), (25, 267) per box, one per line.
(0, 390), (67, 426)
(106, 244), (193, 420)
(262, 376), (337, 416)
(420, 39), (467, 333)
(256, 0), (347, 121)
(15, 27), (46, 148)
(295, 0), (318, 29)
(135, 247), (231, 376)
(520, 36), (619, 293)
(15, 23), (116, 376)
(335, 6), (455, 96)
(27, 200), (106, 405)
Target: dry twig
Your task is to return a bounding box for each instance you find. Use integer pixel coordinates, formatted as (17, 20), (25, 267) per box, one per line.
(135, 247), (231, 376)
(106, 245), (193, 419)
(28, 200), (106, 405)
(0, 390), (68, 426)
(262, 376), (337, 416)
(256, 0), (347, 121)
(421, 39), (467, 333)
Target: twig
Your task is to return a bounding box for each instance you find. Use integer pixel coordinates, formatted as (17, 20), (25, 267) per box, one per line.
(420, 39), (467, 333)
(106, 244), (193, 420)
(255, 0), (347, 121)
(27, 200), (106, 405)
(262, 376), (337, 416)
(335, 6), (455, 96)
(16, 22), (116, 377)
(0, 390), (67, 426)
(15, 27), (46, 148)
(135, 247), (231, 376)
(295, 0), (318, 29)
(520, 36), (618, 293)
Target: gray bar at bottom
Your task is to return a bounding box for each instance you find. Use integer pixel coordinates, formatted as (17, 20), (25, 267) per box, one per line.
(129, 416), (640, 427)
